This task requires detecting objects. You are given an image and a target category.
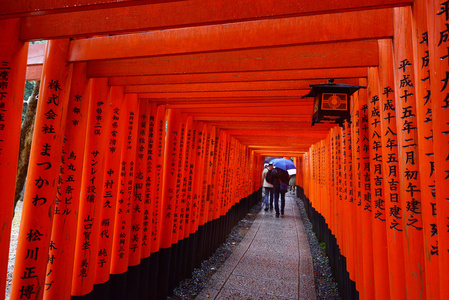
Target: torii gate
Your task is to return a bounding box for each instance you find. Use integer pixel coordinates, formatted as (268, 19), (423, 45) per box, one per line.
(1, 0), (448, 299)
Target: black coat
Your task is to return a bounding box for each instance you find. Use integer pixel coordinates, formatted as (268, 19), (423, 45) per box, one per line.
(271, 168), (289, 190)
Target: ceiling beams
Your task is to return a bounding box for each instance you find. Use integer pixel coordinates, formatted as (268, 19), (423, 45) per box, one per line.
(14, 0), (409, 157)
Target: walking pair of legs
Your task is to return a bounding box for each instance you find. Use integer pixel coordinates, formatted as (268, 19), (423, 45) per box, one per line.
(264, 187), (273, 211)
(273, 189), (285, 217)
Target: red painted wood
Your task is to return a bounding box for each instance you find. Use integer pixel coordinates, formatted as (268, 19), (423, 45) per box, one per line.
(69, 9), (393, 62)
(108, 68), (368, 86)
(19, 0), (412, 40)
(87, 41), (379, 77)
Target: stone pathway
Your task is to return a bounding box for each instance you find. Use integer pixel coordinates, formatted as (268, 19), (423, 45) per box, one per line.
(197, 194), (316, 299)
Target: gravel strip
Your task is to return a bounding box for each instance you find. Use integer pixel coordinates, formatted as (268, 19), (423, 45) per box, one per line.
(294, 195), (341, 300)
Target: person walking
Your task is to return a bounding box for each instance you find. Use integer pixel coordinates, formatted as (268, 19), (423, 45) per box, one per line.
(289, 173), (296, 194)
(271, 167), (290, 217)
(262, 162), (274, 211)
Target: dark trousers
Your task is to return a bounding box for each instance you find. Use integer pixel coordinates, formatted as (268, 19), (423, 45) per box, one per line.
(273, 188), (285, 214)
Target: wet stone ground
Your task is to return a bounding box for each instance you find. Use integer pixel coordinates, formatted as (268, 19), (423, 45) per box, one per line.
(168, 194), (341, 300)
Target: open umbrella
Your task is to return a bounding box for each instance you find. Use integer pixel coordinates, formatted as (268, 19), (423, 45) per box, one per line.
(263, 157), (279, 164)
(271, 158), (296, 171)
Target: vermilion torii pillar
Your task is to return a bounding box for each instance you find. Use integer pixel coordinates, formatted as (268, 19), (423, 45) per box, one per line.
(10, 39), (72, 300)
(71, 78), (110, 297)
(393, 7), (426, 299)
(0, 18), (28, 300)
(44, 62), (89, 299)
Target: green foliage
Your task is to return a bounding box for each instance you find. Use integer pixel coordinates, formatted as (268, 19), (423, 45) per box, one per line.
(319, 241), (326, 252)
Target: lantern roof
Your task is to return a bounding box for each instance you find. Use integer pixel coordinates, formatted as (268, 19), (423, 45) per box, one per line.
(302, 79), (366, 98)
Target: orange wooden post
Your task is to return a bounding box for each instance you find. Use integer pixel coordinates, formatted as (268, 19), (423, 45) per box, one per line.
(109, 94), (139, 278)
(126, 98), (150, 297)
(150, 105), (166, 255)
(92, 86), (125, 285)
(160, 109), (182, 250)
(0, 19), (28, 299)
(10, 39), (72, 300)
(43, 62), (89, 299)
(426, 1), (449, 297)
(393, 7), (427, 299)
(141, 102), (158, 259)
(181, 116), (194, 241)
(354, 82), (375, 299)
(346, 120), (357, 282)
(377, 39), (407, 299)
(188, 121), (203, 243)
(367, 67), (391, 299)
(71, 78), (110, 296)
(185, 119), (199, 239)
(412, 1), (439, 298)
(157, 108), (182, 298)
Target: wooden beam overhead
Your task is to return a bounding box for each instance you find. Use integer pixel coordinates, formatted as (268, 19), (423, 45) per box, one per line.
(123, 79), (359, 93)
(137, 90), (310, 99)
(19, 0), (412, 40)
(69, 9), (393, 61)
(0, 0), (183, 19)
(108, 68), (368, 86)
(87, 41), (379, 77)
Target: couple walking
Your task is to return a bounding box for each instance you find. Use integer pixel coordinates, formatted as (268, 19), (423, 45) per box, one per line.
(262, 162), (290, 217)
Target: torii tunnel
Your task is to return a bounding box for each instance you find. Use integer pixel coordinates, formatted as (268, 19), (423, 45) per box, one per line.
(1, 0), (448, 299)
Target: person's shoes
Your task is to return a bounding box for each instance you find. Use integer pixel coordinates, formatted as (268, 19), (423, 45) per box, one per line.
(275, 213), (280, 218)
(281, 211), (284, 216)
(270, 206), (273, 210)
(264, 208), (269, 211)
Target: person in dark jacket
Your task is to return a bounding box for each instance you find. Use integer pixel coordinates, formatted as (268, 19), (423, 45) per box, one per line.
(271, 167), (290, 217)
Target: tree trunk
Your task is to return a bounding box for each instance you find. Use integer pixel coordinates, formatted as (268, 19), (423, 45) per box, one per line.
(13, 81), (40, 214)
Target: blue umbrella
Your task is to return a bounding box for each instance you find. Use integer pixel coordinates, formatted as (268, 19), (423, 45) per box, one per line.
(271, 158), (296, 171)
(263, 157), (279, 164)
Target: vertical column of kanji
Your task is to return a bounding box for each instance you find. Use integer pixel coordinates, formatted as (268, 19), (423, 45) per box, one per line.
(340, 123), (349, 273)
(0, 19), (27, 299)
(191, 122), (205, 238)
(43, 63), (89, 299)
(426, 1), (449, 297)
(334, 128), (343, 248)
(209, 128), (220, 225)
(345, 121), (357, 282)
(185, 119), (198, 240)
(215, 131), (227, 222)
(109, 94), (140, 278)
(367, 67), (391, 299)
(360, 80), (375, 300)
(93, 86), (125, 286)
(351, 92), (364, 293)
(141, 103), (157, 260)
(413, 1), (439, 298)
(210, 128), (222, 224)
(70, 78), (109, 296)
(128, 99), (150, 268)
(393, 7), (427, 299)
(206, 127), (217, 224)
(11, 39), (72, 300)
(324, 136), (333, 238)
(378, 39), (407, 300)
(181, 116), (194, 242)
(198, 123), (211, 228)
(150, 105), (166, 256)
(327, 133), (336, 239)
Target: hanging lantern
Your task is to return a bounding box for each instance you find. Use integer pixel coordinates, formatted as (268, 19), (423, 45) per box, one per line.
(302, 79), (366, 126)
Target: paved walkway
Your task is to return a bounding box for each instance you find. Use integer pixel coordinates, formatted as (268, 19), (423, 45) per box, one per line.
(197, 194), (316, 299)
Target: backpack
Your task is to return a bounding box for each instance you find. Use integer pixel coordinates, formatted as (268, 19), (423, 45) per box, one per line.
(266, 169), (273, 184)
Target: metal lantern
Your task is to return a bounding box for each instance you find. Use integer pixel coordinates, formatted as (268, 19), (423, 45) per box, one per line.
(302, 79), (366, 126)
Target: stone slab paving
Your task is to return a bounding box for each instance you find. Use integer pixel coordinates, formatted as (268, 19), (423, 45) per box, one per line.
(197, 194), (316, 299)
